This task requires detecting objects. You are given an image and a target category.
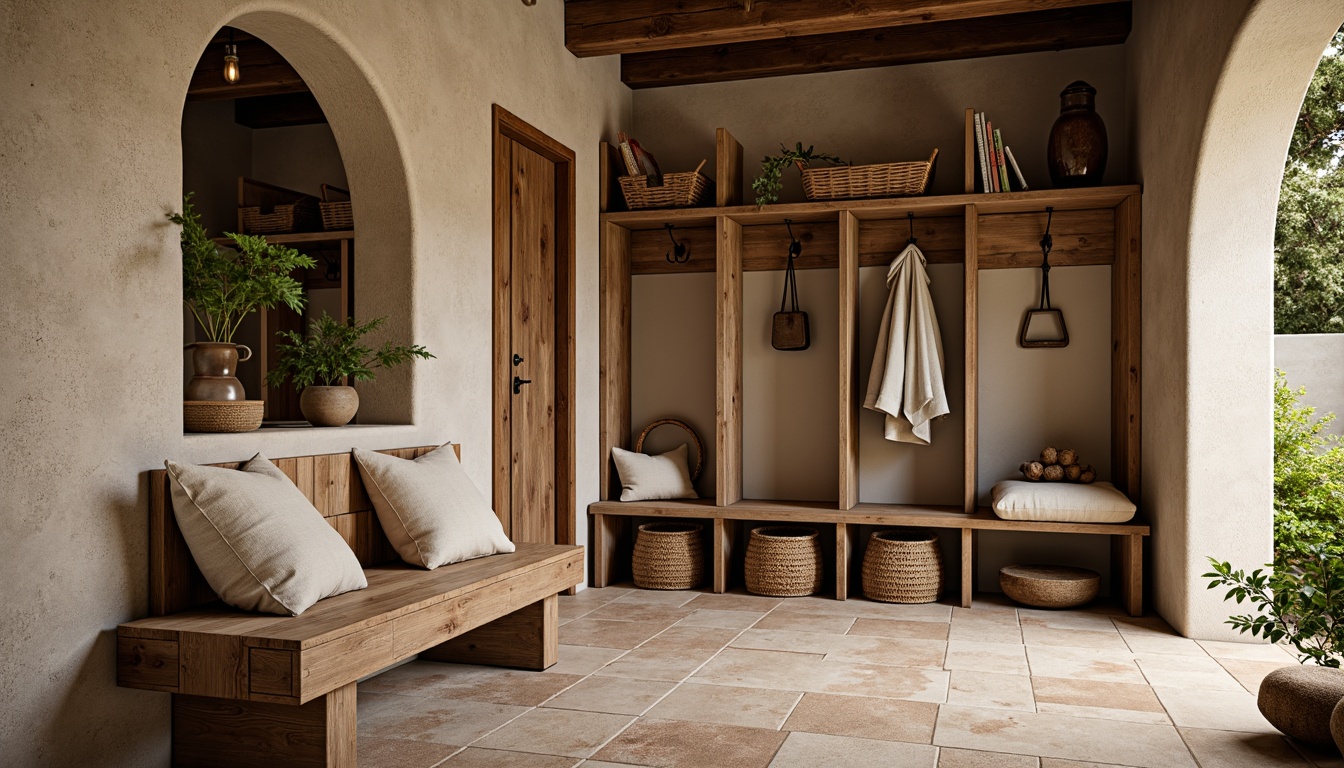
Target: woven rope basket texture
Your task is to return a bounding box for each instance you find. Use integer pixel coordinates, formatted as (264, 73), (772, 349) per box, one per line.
(183, 400), (264, 433)
(801, 149), (938, 200)
(632, 522), (705, 590)
(862, 529), (944, 604)
(744, 526), (824, 597)
(999, 564), (1100, 608)
(619, 171), (712, 209)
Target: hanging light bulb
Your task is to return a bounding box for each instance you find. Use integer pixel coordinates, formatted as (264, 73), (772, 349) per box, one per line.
(222, 30), (240, 85)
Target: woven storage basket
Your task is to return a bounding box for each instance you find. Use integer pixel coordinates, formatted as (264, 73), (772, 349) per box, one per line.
(619, 171), (712, 210)
(744, 526), (824, 597)
(862, 529), (944, 604)
(802, 148), (938, 200)
(632, 522), (705, 590)
(183, 400), (264, 433)
(240, 197), (321, 235)
(1000, 564), (1100, 609)
(319, 184), (354, 230)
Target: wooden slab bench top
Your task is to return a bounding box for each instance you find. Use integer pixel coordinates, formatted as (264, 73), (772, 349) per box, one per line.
(117, 445), (582, 767)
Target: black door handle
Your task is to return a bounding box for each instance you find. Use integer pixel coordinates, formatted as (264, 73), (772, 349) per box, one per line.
(512, 375), (532, 395)
(513, 354), (524, 367)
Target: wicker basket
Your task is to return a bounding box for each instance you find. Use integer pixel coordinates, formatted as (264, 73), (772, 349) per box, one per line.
(862, 529), (944, 604)
(745, 526), (824, 597)
(620, 171), (712, 209)
(319, 184), (354, 231)
(183, 400), (264, 433)
(635, 418), (704, 482)
(1000, 564), (1100, 609)
(632, 522), (705, 590)
(239, 198), (320, 235)
(802, 149), (938, 200)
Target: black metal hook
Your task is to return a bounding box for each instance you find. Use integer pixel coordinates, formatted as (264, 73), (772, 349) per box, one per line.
(1038, 207), (1055, 310)
(784, 219), (802, 258)
(907, 212), (917, 246)
(665, 223), (689, 264)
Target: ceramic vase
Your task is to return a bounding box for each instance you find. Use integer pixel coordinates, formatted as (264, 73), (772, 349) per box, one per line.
(1047, 81), (1108, 188)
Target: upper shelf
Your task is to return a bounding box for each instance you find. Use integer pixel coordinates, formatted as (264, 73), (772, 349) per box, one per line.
(601, 185), (1141, 230)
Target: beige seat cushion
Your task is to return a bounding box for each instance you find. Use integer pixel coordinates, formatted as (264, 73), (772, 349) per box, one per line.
(353, 444), (515, 569)
(165, 454), (368, 616)
(991, 480), (1136, 523)
(612, 444), (698, 502)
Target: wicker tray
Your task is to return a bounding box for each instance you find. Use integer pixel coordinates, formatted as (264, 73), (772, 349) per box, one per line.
(620, 171), (713, 209)
(237, 177), (322, 235)
(745, 526), (823, 597)
(183, 400), (263, 433)
(862, 529), (943, 604)
(319, 183), (354, 230)
(802, 148), (938, 200)
(632, 522), (705, 590)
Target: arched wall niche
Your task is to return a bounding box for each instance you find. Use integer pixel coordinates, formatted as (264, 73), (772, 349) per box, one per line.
(199, 8), (418, 424)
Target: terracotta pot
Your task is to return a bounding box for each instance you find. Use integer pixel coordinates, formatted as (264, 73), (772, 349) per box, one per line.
(184, 342), (251, 401)
(1047, 81), (1108, 188)
(300, 385), (359, 427)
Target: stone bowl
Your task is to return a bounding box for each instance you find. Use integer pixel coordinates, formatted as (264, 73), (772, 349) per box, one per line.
(1259, 665), (1344, 748)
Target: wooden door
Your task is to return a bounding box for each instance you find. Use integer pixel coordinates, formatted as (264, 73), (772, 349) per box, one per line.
(506, 140), (557, 544)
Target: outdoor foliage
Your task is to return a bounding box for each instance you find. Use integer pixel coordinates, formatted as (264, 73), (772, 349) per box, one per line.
(1205, 550), (1344, 667)
(1275, 25), (1344, 333)
(170, 194), (315, 343)
(752, 142), (846, 206)
(265, 312), (433, 390)
(1274, 371), (1344, 566)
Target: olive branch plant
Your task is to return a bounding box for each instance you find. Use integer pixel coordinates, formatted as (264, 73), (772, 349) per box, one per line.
(752, 142), (847, 206)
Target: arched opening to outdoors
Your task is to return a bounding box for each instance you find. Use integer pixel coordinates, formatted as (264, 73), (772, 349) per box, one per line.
(179, 11), (416, 426)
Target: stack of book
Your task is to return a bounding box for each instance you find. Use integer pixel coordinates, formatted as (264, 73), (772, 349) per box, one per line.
(971, 111), (1028, 193)
(617, 131), (662, 184)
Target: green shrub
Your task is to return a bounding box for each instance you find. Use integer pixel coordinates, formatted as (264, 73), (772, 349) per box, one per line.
(1205, 549), (1344, 667)
(1274, 371), (1344, 567)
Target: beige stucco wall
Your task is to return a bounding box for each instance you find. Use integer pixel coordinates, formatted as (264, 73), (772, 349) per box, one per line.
(1275, 334), (1344, 435)
(1127, 0), (1342, 638)
(0, 1), (628, 763)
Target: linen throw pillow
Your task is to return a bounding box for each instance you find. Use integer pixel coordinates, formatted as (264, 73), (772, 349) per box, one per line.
(164, 454), (368, 616)
(352, 444), (515, 569)
(611, 444), (697, 502)
(991, 480), (1136, 524)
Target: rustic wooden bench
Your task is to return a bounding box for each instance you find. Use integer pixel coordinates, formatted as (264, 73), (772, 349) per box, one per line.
(117, 445), (583, 767)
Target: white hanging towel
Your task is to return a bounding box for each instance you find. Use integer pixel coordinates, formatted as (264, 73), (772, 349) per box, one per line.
(862, 242), (949, 445)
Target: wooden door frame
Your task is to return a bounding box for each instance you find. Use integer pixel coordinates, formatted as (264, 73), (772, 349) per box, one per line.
(491, 104), (577, 550)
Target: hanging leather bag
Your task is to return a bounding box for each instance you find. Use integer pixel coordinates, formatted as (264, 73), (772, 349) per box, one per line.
(772, 246), (810, 351)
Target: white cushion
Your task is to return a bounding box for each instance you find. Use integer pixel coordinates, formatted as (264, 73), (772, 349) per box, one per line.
(612, 444), (697, 502)
(991, 480), (1137, 523)
(165, 454), (368, 616)
(352, 444), (515, 569)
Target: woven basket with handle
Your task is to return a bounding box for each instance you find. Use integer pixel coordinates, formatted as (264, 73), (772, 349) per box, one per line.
(802, 149), (938, 200)
(635, 418), (704, 482)
(862, 529), (943, 604)
(744, 526), (823, 597)
(632, 522), (705, 590)
(620, 171), (713, 210)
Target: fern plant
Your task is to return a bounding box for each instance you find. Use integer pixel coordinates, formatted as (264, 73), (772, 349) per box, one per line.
(752, 142), (847, 206)
(169, 194), (315, 343)
(265, 313), (434, 390)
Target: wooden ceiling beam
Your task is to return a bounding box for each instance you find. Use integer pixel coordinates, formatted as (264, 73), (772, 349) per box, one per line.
(620, 3), (1131, 89)
(565, 0), (1121, 58)
(187, 27), (308, 102)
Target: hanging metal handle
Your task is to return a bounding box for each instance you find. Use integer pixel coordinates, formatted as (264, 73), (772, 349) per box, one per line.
(1019, 206), (1069, 348)
(665, 223), (689, 264)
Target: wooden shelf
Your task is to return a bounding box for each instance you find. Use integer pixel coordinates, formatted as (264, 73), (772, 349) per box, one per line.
(599, 186), (1141, 229)
(212, 230), (355, 246)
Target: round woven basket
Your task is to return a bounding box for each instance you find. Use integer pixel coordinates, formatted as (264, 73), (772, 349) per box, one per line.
(632, 522), (705, 590)
(862, 529), (944, 604)
(1000, 564), (1100, 609)
(183, 400), (264, 433)
(744, 526), (823, 597)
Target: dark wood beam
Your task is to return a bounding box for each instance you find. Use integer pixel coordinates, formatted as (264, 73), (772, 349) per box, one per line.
(187, 27), (308, 102)
(620, 3), (1131, 89)
(234, 92), (327, 129)
(566, 0), (1120, 57)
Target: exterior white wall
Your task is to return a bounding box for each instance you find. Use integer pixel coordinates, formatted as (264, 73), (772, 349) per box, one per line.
(0, 1), (628, 764)
(1276, 334), (1344, 434)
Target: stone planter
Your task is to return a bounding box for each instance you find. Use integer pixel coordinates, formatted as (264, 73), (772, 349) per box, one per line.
(300, 386), (359, 427)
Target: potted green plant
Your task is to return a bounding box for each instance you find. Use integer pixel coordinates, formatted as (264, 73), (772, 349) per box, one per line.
(752, 142), (846, 206)
(171, 194), (315, 405)
(266, 312), (434, 427)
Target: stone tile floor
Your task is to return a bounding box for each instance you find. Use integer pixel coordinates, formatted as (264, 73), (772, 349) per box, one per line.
(356, 585), (1341, 768)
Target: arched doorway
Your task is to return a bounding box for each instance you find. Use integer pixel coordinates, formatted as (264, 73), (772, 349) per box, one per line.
(183, 10), (417, 424)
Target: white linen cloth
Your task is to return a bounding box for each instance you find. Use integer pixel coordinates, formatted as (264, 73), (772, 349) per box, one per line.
(862, 243), (949, 444)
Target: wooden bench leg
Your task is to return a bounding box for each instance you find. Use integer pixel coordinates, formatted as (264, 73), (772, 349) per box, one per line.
(421, 594), (558, 670)
(172, 681), (355, 767)
(1116, 533), (1143, 617)
(960, 528), (974, 609)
